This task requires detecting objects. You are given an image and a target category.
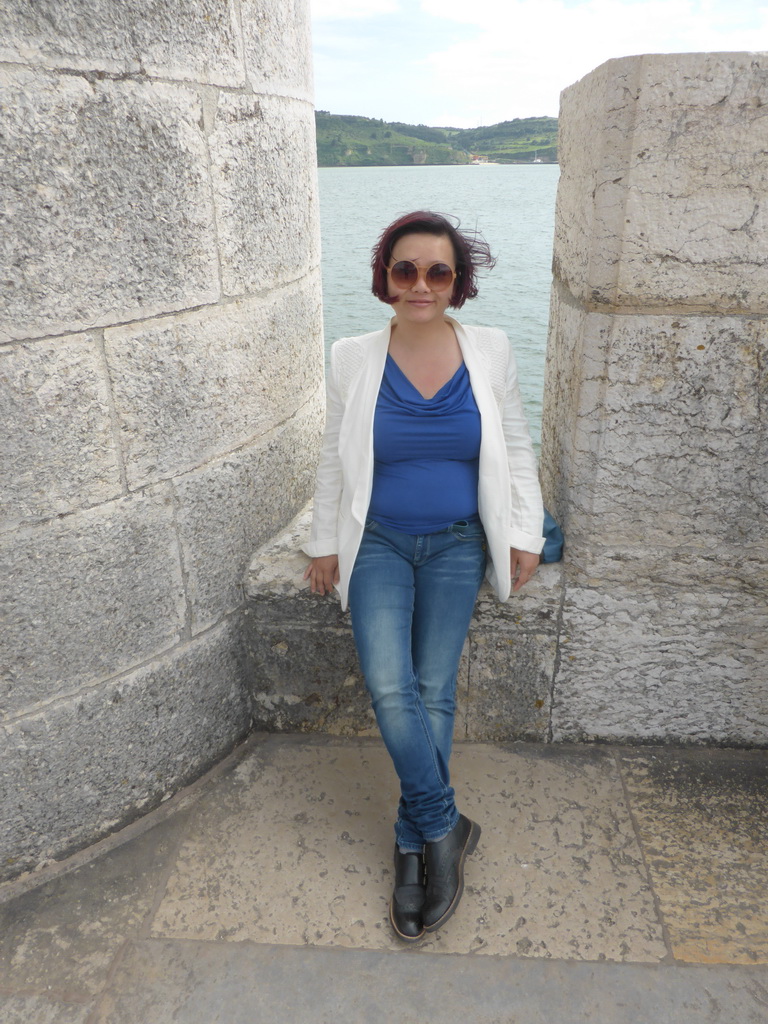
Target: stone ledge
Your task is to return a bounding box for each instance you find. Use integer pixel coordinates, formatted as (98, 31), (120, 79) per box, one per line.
(244, 505), (565, 742)
(244, 506), (768, 747)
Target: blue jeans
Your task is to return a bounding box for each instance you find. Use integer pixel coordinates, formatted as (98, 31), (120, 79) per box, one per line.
(348, 518), (487, 852)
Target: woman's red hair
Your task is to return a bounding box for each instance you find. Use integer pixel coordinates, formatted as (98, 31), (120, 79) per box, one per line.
(370, 211), (496, 308)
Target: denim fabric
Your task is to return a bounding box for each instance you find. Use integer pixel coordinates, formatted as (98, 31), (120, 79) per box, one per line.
(348, 517), (487, 851)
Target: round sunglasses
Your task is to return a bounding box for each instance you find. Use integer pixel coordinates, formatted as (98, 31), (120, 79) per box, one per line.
(387, 260), (456, 291)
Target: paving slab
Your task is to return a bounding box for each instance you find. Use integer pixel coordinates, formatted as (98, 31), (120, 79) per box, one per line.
(150, 736), (666, 960)
(0, 993), (91, 1024)
(618, 747), (768, 964)
(92, 939), (768, 1024)
(0, 812), (184, 1001)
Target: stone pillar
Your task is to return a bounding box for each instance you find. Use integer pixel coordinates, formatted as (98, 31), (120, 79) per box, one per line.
(0, 0), (323, 881)
(541, 53), (768, 743)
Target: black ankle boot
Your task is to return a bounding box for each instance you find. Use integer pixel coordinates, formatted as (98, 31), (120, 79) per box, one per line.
(423, 814), (480, 932)
(389, 846), (426, 942)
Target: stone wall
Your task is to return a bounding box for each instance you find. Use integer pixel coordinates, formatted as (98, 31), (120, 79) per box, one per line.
(0, 0), (323, 881)
(541, 52), (768, 743)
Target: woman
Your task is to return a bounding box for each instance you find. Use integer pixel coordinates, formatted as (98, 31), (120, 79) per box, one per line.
(304, 211), (544, 942)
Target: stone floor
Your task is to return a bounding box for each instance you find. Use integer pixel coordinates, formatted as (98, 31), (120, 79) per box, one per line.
(1, 734), (767, 1023)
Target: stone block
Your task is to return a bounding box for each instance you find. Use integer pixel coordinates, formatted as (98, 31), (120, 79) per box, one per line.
(473, 563), (564, 633)
(173, 389), (324, 632)
(209, 92), (320, 296)
(555, 53), (768, 313)
(0, 815), (182, 999)
(247, 581), (353, 631)
(242, 0), (313, 99)
(104, 276), (324, 489)
(245, 595), (468, 741)
(0, 488), (186, 716)
(0, 0), (246, 86)
(618, 748), (768, 964)
(463, 630), (555, 742)
(0, 996), (89, 1024)
(0, 69), (219, 343)
(540, 287), (592, 523)
(243, 506), (414, 733)
(0, 334), (121, 529)
(541, 300), (767, 589)
(243, 621), (374, 735)
(464, 566), (564, 742)
(551, 582), (768, 744)
(0, 619), (249, 881)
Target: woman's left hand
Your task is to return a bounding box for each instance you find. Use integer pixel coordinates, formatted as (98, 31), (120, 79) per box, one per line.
(510, 548), (539, 592)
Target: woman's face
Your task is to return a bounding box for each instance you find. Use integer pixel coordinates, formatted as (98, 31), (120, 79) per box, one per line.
(387, 232), (457, 326)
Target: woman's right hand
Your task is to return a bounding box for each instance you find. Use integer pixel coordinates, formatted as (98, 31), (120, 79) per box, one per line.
(303, 555), (340, 596)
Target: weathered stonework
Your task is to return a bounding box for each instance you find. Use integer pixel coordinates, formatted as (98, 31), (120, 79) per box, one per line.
(243, 508), (563, 743)
(542, 52), (768, 744)
(175, 389), (324, 633)
(0, 618), (250, 878)
(0, 69), (220, 343)
(464, 575), (563, 742)
(0, 334), (122, 528)
(244, 509), (373, 735)
(552, 54), (768, 313)
(0, 0), (246, 85)
(1, 0), (322, 882)
(242, 0), (314, 100)
(1, 488), (187, 715)
(543, 301), (766, 590)
(0, 0), (314, 99)
(209, 93), (321, 296)
(552, 584), (768, 745)
(103, 278), (323, 489)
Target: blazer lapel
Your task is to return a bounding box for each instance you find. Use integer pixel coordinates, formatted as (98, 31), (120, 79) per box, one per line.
(339, 323), (391, 526)
(453, 320), (510, 531)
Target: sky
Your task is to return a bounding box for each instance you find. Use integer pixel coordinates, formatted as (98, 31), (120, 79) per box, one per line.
(310, 0), (768, 127)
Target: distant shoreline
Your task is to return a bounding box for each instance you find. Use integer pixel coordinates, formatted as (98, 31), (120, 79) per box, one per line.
(317, 161), (560, 168)
(315, 111), (558, 169)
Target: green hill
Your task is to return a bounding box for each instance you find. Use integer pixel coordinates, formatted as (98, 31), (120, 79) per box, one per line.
(315, 112), (558, 167)
(452, 118), (558, 164)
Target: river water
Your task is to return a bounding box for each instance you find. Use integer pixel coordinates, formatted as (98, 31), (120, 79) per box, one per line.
(316, 163), (560, 449)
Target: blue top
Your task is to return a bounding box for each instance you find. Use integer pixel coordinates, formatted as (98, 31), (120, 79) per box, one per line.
(367, 354), (482, 533)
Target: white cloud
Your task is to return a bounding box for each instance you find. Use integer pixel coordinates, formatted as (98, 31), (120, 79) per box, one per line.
(419, 0), (768, 124)
(421, 0), (768, 36)
(311, 0), (401, 19)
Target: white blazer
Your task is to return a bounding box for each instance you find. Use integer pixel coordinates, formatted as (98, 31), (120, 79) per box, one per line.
(304, 316), (544, 610)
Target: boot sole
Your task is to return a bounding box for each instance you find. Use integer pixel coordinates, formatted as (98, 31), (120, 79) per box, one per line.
(423, 819), (481, 933)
